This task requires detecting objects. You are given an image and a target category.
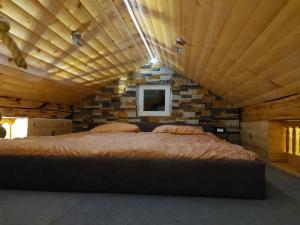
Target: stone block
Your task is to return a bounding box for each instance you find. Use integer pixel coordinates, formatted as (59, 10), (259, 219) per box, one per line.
(186, 119), (199, 125)
(183, 111), (196, 118)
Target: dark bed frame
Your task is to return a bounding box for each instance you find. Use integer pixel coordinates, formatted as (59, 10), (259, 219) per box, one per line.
(0, 123), (266, 199)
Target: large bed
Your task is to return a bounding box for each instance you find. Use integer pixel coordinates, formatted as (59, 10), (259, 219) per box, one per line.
(0, 123), (265, 199)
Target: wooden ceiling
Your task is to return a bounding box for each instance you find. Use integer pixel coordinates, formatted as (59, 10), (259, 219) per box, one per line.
(0, 0), (300, 107)
(0, 0), (148, 104)
(132, 0), (300, 107)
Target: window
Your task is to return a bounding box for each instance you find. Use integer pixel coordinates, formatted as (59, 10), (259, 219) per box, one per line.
(137, 85), (171, 116)
(1, 117), (28, 139)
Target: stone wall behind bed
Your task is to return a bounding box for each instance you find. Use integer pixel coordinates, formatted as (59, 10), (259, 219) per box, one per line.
(73, 69), (241, 142)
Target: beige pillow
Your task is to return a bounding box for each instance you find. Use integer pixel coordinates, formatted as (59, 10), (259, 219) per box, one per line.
(90, 122), (140, 133)
(152, 125), (204, 135)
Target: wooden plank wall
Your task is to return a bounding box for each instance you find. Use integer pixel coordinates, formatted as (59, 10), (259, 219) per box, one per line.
(240, 94), (300, 162)
(0, 96), (72, 119)
(241, 94), (300, 121)
(241, 121), (285, 162)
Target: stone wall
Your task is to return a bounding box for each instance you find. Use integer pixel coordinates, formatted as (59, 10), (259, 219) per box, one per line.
(73, 71), (240, 142)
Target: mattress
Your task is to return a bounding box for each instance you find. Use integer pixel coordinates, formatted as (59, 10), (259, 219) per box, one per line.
(0, 130), (265, 198)
(0, 131), (257, 161)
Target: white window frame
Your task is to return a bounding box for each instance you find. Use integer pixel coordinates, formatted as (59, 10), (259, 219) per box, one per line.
(137, 84), (172, 116)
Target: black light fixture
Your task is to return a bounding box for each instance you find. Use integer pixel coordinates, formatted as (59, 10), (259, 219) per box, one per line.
(71, 30), (82, 46)
(174, 37), (186, 53)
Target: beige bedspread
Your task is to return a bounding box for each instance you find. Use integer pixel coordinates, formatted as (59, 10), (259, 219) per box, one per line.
(0, 132), (258, 161)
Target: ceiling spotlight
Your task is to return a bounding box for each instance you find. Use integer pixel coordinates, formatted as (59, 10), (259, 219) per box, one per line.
(71, 30), (82, 46)
(174, 37), (186, 54)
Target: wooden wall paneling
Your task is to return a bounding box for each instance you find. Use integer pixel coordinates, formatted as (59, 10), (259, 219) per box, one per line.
(0, 64), (93, 104)
(28, 118), (73, 136)
(0, 96), (72, 119)
(239, 79), (300, 107)
(241, 94), (300, 121)
(241, 121), (286, 162)
(241, 121), (269, 160)
(0, 59), (92, 95)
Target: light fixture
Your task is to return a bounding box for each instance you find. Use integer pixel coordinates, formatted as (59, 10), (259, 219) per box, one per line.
(150, 57), (158, 65)
(174, 37), (186, 54)
(71, 30), (82, 46)
(123, 0), (155, 62)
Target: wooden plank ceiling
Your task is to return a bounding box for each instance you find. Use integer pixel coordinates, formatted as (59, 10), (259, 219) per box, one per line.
(0, 0), (300, 107)
(0, 0), (148, 104)
(132, 0), (300, 107)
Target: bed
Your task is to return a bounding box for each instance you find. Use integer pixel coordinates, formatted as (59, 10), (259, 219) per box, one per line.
(0, 123), (265, 199)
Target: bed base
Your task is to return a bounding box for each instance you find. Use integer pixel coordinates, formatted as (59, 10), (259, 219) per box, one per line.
(0, 155), (265, 199)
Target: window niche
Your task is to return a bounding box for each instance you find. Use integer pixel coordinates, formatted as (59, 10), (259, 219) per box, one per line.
(137, 84), (172, 117)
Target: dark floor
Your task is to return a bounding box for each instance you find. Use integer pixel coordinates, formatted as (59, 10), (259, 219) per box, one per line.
(0, 166), (300, 225)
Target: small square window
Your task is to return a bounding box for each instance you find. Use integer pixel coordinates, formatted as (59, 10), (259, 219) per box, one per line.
(137, 85), (171, 116)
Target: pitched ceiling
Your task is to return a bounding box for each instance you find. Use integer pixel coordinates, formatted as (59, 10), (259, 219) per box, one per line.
(0, 0), (300, 107)
(132, 0), (300, 107)
(0, 0), (148, 104)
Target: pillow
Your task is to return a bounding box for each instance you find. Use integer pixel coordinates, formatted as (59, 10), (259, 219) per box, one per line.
(152, 125), (204, 135)
(90, 122), (140, 133)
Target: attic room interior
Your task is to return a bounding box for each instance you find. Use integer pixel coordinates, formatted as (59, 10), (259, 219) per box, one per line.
(0, 0), (300, 224)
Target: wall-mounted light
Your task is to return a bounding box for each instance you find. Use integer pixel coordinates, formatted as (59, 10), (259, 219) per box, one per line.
(71, 30), (82, 46)
(174, 37), (186, 54)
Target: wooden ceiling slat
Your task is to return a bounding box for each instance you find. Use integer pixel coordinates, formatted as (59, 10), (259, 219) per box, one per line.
(0, 61), (92, 95)
(166, 0), (181, 72)
(215, 0), (300, 98)
(194, 0), (236, 85)
(180, 0), (197, 76)
(0, 1), (109, 78)
(228, 48), (300, 103)
(134, 0), (165, 63)
(151, 0), (173, 68)
(187, 0), (213, 81)
(197, 0), (260, 85)
(0, 0), (299, 106)
(129, 0), (161, 63)
(37, 0), (126, 75)
(224, 24), (300, 100)
(208, 0), (289, 92)
(55, 0), (138, 72)
(107, 0), (147, 62)
(237, 79), (300, 107)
